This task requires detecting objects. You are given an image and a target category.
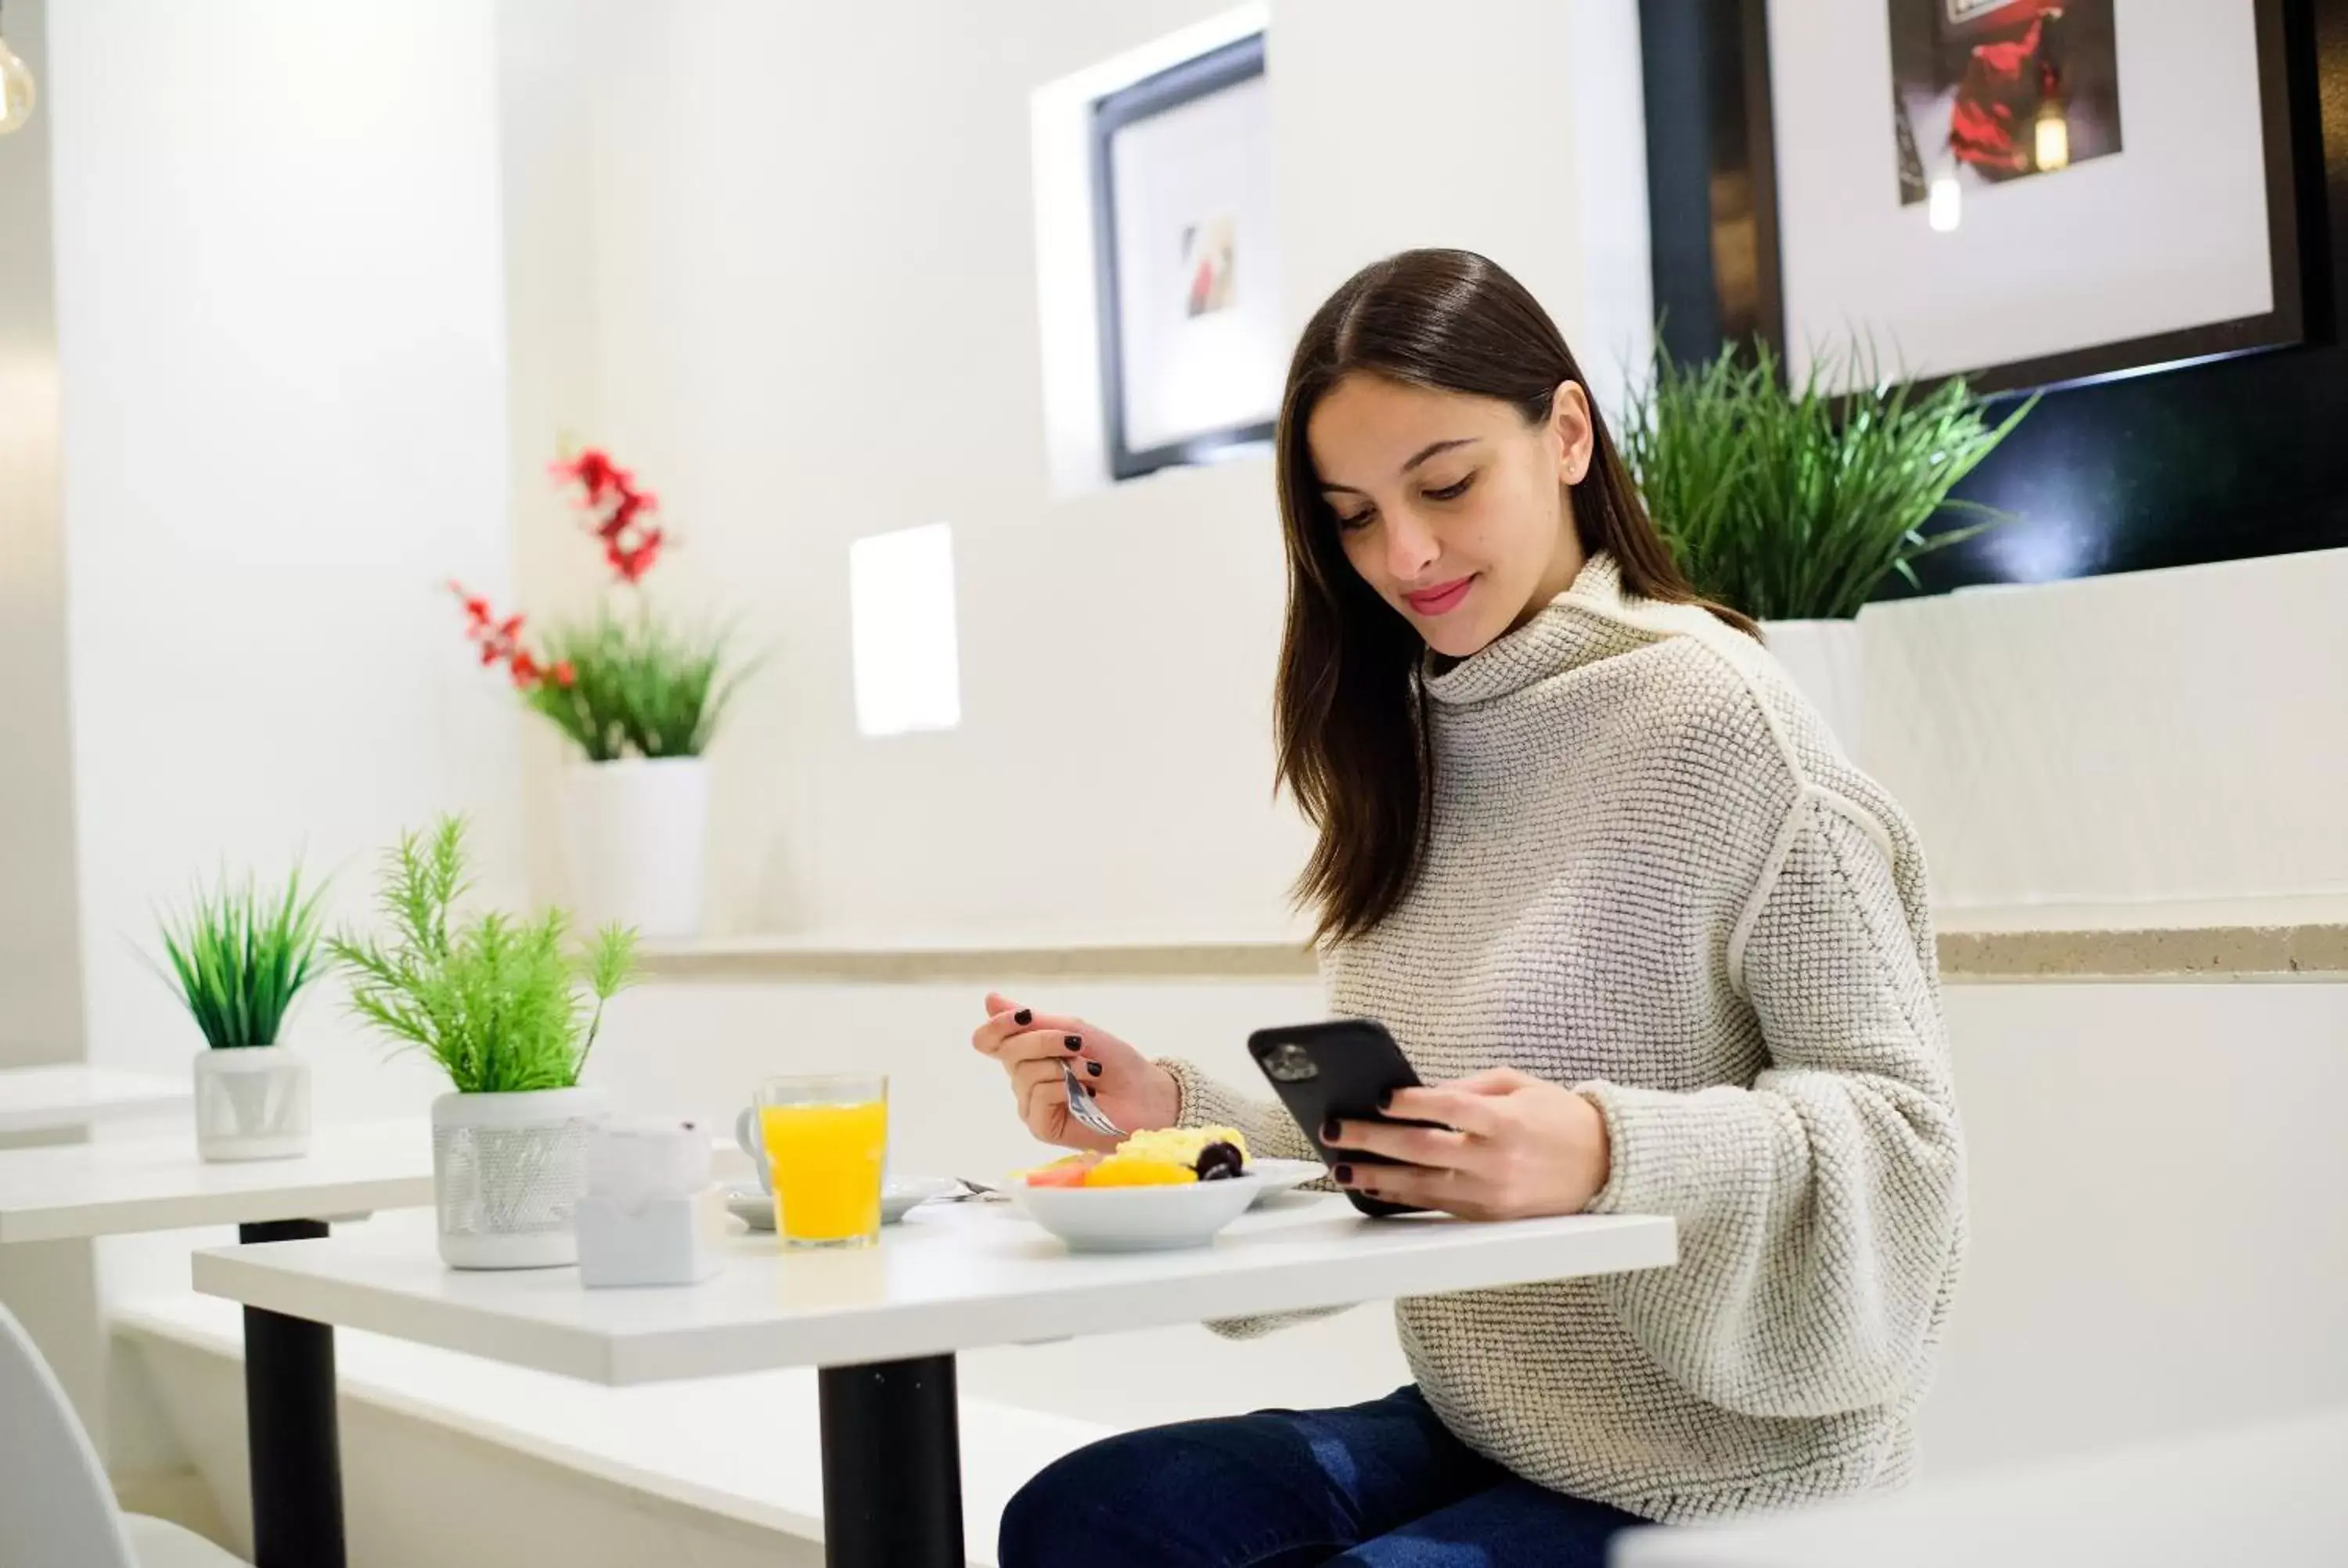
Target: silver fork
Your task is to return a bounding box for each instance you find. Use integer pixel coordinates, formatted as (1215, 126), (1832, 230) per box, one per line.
(1061, 1059), (1124, 1140)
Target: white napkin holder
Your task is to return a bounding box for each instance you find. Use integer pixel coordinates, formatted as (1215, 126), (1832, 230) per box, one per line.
(577, 1119), (726, 1289)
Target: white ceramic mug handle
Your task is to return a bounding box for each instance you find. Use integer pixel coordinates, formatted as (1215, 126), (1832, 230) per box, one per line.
(735, 1106), (772, 1193)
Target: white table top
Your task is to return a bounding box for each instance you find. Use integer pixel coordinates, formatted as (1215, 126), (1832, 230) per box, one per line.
(0, 1118), (436, 1243)
(0, 1063), (189, 1135)
(1612, 1404), (2348, 1567)
(194, 1196), (1676, 1384)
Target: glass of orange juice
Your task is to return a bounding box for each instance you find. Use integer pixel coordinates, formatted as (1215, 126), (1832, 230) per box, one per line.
(755, 1074), (888, 1249)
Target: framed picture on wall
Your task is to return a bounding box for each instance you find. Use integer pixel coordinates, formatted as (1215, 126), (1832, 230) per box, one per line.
(1650, 0), (2309, 394)
(1090, 34), (1282, 480)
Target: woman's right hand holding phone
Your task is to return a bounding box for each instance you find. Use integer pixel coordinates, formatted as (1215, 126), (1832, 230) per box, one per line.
(972, 991), (1180, 1151)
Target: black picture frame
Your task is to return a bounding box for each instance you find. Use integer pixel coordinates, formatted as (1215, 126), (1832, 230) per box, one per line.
(1089, 34), (1274, 482)
(1641, 0), (2348, 592)
(1646, 0), (2309, 397)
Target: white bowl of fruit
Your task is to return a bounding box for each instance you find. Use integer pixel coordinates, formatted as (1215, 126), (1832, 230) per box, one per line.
(1012, 1127), (1264, 1252)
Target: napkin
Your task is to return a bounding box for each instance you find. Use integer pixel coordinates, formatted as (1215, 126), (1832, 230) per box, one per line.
(585, 1119), (712, 1216)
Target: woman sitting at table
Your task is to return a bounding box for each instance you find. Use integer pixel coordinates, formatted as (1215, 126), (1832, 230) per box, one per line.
(976, 248), (1964, 1568)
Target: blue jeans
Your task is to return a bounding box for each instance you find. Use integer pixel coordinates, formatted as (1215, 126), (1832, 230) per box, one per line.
(997, 1386), (1646, 1567)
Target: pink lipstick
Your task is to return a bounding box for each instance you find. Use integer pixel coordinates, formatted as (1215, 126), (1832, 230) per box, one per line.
(1404, 575), (1475, 617)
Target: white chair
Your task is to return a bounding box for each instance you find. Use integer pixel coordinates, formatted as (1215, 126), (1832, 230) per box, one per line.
(0, 1304), (248, 1567)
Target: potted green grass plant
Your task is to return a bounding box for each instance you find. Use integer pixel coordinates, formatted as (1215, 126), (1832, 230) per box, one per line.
(451, 446), (744, 940)
(1622, 338), (2033, 751)
(330, 816), (637, 1269)
(155, 869), (327, 1162)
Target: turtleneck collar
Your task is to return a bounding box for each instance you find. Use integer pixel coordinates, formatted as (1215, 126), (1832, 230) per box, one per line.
(1421, 551), (1643, 707)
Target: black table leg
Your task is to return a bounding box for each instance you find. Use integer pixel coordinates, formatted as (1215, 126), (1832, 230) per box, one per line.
(239, 1219), (344, 1568)
(817, 1354), (963, 1568)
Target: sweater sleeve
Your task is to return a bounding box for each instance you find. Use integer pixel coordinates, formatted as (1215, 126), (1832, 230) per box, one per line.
(1154, 1056), (1320, 1162)
(1154, 1058), (1350, 1340)
(1576, 790), (1966, 1420)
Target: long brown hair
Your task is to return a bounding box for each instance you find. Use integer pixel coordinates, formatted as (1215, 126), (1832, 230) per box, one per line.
(1274, 248), (1755, 945)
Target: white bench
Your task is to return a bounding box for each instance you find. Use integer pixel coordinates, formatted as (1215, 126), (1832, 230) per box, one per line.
(113, 1292), (1115, 1568)
(1613, 1404), (2348, 1567)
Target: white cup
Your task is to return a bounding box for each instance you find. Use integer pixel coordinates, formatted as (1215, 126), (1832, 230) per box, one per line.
(733, 1105), (772, 1193)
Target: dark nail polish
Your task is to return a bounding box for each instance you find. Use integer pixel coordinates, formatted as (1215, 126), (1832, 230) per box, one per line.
(1014, 1009), (1032, 1026)
(1332, 1163), (1353, 1184)
(1086, 1059), (1103, 1077)
(1065, 1034), (1082, 1051)
(1320, 1118), (1341, 1142)
(1376, 1089), (1394, 1110)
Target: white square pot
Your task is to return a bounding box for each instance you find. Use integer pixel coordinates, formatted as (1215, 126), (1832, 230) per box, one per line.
(192, 1045), (312, 1162)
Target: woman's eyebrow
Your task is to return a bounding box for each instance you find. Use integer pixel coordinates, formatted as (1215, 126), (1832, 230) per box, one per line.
(1320, 437), (1479, 494)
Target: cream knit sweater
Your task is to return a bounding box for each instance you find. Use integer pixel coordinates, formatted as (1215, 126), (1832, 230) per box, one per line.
(1161, 552), (1966, 1524)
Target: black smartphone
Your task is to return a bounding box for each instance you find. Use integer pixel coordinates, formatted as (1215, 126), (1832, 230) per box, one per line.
(1248, 1019), (1430, 1217)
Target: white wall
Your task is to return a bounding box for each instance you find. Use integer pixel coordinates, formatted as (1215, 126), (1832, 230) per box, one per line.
(1922, 980), (2348, 1473)
(1269, 0), (1652, 415)
(1862, 548), (2348, 909)
(45, 1), (528, 1310)
(0, 0), (104, 1448)
(506, 0), (1651, 944)
(0, 0), (86, 1070)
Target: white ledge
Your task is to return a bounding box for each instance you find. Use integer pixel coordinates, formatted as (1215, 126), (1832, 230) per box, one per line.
(1932, 895), (2348, 983)
(636, 897), (2348, 987)
(634, 933), (1321, 984)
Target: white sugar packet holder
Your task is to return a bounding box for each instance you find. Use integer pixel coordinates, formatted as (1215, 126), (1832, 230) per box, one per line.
(577, 1118), (728, 1288)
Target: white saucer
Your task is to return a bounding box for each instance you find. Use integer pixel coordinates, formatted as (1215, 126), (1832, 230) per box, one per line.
(726, 1175), (960, 1232)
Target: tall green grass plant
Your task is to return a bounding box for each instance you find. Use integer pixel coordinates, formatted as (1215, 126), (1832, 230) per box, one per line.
(1622, 339), (2034, 620)
(156, 869), (328, 1049)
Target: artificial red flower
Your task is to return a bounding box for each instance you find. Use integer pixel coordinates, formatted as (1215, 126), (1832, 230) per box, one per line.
(553, 448), (626, 505)
(607, 527), (664, 584)
(451, 447), (689, 716)
(451, 581), (564, 689)
(552, 445), (668, 586)
(600, 488), (654, 542)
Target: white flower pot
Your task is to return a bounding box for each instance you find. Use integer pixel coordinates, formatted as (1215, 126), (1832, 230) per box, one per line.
(560, 757), (711, 939)
(1763, 618), (1864, 759)
(192, 1046), (312, 1162)
(430, 1086), (608, 1269)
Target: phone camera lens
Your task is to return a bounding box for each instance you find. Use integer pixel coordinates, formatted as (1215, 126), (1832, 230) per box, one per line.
(1265, 1042), (1319, 1083)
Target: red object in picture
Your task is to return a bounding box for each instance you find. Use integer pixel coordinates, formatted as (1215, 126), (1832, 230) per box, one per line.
(1936, 0), (2066, 45)
(1179, 217), (1237, 318)
(1889, 0), (2119, 206)
(1948, 15), (2044, 176)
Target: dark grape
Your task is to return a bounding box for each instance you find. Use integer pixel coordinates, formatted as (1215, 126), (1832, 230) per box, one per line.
(1194, 1142), (1244, 1181)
